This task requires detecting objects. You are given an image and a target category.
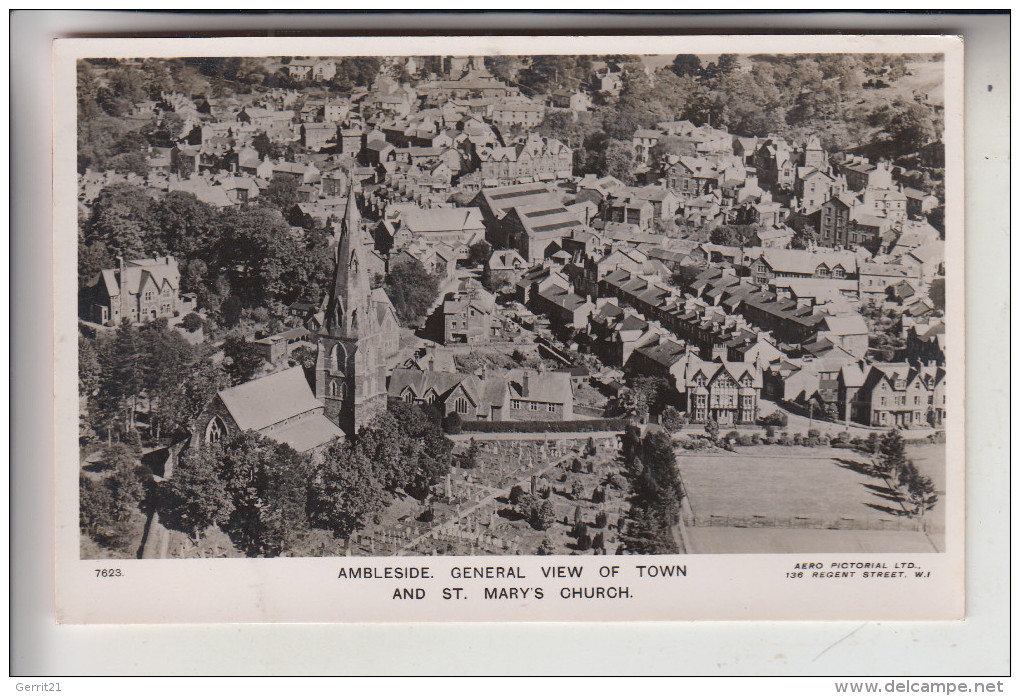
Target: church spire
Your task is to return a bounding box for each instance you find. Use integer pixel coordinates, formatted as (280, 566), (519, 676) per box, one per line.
(323, 180), (370, 338)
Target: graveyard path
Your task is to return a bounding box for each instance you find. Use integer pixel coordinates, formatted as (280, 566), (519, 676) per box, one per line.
(397, 448), (582, 556)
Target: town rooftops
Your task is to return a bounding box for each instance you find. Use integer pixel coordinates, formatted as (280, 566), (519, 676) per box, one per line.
(400, 207), (484, 234)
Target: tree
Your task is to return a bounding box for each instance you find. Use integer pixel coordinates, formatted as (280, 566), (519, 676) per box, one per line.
(155, 446), (233, 540)
(152, 191), (217, 261)
(442, 411), (463, 434)
(264, 175), (300, 212)
(86, 184), (158, 258)
(885, 99), (937, 154)
(570, 480), (585, 500)
(480, 269), (511, 294)
(466, 240), (492, 267)
(628, 375), (670, 417)
(218, 432), (311, 557)
(79, 444), (148, 551)
(878, 429), (907, 478)
(213, 207), (306, 307)
(536, 536), (556, 556)
(660, 405), (684, 433)
(671, 54), (702, 78)
(222, 335), (264, 385)
(309, 440), (386, 539)
(385, 258), (441, 326)
(181, 313), (205, 332)
(901, 462), (938, 518)
(530, 501), (556, 531)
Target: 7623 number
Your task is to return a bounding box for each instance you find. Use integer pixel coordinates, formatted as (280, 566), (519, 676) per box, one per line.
(95, 568), (123, 578)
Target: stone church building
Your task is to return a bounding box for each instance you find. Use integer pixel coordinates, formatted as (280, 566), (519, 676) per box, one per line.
(314, 183), (401, 436)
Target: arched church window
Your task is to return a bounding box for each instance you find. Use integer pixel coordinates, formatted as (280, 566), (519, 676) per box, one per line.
(333, 302), (344, 330)
(330, 344), (342, 372)
(350, 250), (359, 273)
(327, 380), (339, 398)
(205, 416), (226, 445)
(350, 309), (359, 332)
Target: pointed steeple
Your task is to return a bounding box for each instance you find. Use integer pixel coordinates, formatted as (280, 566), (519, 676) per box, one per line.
(323, 180), (370, 338)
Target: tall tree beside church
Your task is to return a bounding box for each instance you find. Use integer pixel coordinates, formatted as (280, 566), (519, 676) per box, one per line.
(218, 432), (312, 557)
(308, 441), (386, 538)
(155, 446), (233, 541)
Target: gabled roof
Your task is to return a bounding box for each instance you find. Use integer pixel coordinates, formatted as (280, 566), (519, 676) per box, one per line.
(217, 367), (324, 433)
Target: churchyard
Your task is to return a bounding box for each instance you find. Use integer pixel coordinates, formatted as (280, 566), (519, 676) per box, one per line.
(343, 432), (631, 557)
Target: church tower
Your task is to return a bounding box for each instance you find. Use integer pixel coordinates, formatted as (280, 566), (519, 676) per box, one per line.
(314, 182), (397, 435)
(803, 135), (826, 171)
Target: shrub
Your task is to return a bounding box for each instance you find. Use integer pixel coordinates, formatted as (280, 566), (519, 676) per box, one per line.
(725, 430), (740, 442)
(737, 434), (754, 447)
(577, 531), (592, 551)
(807, 428), (821, 440)
(594, 511), (608, 529)
(181, 312), (204, 332)
(442, 412), (463, 434)
(570, 481), (585, 500)
(660, 405), (684, 433)
(750, 432), (761, 445)
(509, 485), (525, 505)
(591, 487), (606, 504)
(765, 425), (777, 439)
(778, 433), (792, 446)
(759, 411), (788, 427)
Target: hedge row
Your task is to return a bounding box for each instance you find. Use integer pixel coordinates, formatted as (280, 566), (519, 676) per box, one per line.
(461, 418), (630, 434)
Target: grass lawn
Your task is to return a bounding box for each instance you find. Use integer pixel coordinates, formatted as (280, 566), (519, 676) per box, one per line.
(677, 447), (910, 528)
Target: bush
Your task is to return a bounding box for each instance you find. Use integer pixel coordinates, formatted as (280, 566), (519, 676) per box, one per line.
(660, 405), (684, 433)
(725, 430), (740, 442)
(759, 411), (788, 427)
(442, 412), (463, 434)
(509, 485), (525, 505)
(181, 312), (204, 332)
(594, 511), (608, 529)
(591, 487), (606, 504)
(807, 428), (821, 440)
(737, 434), (754, 447)
(778, 433), (792, 446)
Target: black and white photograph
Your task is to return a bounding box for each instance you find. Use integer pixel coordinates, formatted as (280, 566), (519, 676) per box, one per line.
(73, 48), (952, 562)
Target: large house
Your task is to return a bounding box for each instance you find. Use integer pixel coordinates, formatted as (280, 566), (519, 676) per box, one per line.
(82, 256), (196, 326)
(193, 367), (344, 455)
(678, 357), (762, 425)
(851, 362), (944, 428)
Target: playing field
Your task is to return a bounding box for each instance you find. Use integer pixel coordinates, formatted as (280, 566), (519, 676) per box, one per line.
(677, 449), (906, 527)
(685, 527), (937, 554)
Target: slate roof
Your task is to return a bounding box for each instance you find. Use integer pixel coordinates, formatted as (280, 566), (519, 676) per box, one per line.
(217, 368), (323, 432)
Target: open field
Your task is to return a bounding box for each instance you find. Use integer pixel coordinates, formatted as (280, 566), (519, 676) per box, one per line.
(676, 445), (945, 553)
(678, 449), (907, 526)
(685, 527), (937, 554)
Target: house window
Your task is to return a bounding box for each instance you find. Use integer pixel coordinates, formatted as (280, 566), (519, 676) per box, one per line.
(547, 403), (556, 413)
(530, 402), (539, 411)
(455, 397), (469, 414)
(880, 397), (886, 406)
(914, 396), (920, 406)
(403, 390), (415, 403)
(144, 292), (154, 301)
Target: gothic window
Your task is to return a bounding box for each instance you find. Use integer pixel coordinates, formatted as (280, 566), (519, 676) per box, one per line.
(330, 344), (342, 372)
(403, 389), (415, 403)
(454, 396), (469, 414)
(350, 251), (359, 273)
(205, 416), (226, 445)
(327, 380), (339, 398)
